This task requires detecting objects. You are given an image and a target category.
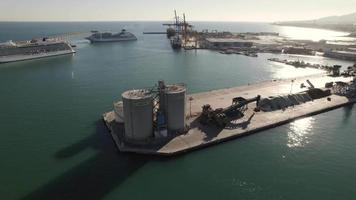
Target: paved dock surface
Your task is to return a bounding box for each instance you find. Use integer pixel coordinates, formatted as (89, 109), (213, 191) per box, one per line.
(104, 74), (355, 156)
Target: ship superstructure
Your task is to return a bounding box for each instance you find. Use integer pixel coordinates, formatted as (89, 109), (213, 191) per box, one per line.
(0, 38), (75, 64)
(170, 36), (182, 49)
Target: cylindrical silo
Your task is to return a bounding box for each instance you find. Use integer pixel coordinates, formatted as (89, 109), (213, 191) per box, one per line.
(164, 84), (186, 132)
(122, 89), (153, 141)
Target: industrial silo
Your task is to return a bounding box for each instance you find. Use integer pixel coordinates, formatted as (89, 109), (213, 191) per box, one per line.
(113, 101), (124, 123)
(164, 84), (186, 132)
(122, 89), (153, 141)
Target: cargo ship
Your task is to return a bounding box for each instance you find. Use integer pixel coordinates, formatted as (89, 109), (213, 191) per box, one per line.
(0, 38), (75, 64)
(170, 36), (182, 49)
(86, 29), (137, 43)
(163, 10), (192, 49)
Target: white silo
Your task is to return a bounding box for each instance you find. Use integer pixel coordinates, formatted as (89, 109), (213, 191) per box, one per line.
(163, 84), (186, 132)
(122, 89), (153, 141)
(113, 101), (124, 123)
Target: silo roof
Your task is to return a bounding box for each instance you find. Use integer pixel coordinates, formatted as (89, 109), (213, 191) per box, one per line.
(122, 89), (152, 99)
(166, 84), (186, 93)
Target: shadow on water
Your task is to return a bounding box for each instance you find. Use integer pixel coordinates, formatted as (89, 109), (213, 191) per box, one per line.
(342, 104), (354, 123)
(20, 120), (156, 200)
(0, 54), (74, 70)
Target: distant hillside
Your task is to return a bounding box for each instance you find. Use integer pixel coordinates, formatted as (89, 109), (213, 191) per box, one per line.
(275, 12), (356, 33)
(314, 12), (356, 24)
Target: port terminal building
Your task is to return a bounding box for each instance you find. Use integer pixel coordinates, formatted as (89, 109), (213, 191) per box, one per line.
(204, 38), (254, 49)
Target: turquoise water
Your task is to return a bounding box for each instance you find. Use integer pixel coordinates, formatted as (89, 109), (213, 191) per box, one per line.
(0, 22), (356, 200)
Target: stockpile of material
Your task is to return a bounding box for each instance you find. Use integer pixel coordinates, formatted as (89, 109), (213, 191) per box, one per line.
(259, 89), (332, 112)
(259, 93), (313, 112)
(332, 81), (356, 98)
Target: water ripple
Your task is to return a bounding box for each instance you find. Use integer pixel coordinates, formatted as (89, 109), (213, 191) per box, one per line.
(287, 117), (315, 148)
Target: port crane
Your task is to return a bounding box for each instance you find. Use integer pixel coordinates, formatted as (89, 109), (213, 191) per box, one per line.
(163, 10), (193, 38)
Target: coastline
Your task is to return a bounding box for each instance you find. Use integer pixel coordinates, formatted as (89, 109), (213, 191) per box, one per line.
(273, 23), (356, 36)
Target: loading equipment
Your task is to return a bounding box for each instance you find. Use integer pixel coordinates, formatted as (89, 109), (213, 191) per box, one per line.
(200, 95), (261, 127)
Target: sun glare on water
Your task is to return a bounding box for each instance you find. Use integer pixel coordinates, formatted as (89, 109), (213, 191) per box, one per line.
(287, 117), (315, 148)
(279, 26), (354, 42)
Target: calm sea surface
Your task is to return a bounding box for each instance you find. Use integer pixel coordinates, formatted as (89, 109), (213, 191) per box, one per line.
(0, 22), (356, 200)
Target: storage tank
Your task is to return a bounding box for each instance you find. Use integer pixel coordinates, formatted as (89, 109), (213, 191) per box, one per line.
(113, 101), (124, 123)
(122, 89), (153, 141)
(163, 84), (186, 132)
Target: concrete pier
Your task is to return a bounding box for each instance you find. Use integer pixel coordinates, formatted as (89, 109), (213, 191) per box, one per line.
(103, 73), (355, 156)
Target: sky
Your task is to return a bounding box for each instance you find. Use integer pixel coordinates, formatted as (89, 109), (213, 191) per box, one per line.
(1, 0), (355, 22)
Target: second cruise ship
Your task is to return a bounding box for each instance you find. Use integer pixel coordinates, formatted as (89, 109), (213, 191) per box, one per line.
(86, 29), (137, 43)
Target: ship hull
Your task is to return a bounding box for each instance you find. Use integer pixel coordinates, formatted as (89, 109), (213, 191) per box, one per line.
(0, 49), (75, 64)
(87, 37), (137, 43)
(171, 43), (182, 49)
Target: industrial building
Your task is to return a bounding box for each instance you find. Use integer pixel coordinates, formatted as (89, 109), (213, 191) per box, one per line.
(112, 81), (186, 143)
(282, 46), (315, 55)
(204, 38), (254, 49)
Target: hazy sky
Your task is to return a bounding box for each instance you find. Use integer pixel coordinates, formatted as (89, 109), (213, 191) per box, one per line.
(1, 0), (355, 22)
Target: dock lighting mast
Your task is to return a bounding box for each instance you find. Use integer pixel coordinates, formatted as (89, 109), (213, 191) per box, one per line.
(183, 13), (187, 44)
(290, 79), (295, 94)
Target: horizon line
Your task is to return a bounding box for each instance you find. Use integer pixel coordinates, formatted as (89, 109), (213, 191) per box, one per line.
(0, 19), (273, 23)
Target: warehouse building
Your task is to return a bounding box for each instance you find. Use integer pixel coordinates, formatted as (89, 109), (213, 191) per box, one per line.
(205, 38), (254, 49)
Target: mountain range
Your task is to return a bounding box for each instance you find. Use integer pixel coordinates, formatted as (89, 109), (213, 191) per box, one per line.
(275, 12), (356, 33)
(305, 12), (356, 24)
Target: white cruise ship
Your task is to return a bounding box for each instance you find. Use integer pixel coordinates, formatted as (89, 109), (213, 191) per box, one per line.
(86, 29), (137, 43)
(0, 38), (75, 64)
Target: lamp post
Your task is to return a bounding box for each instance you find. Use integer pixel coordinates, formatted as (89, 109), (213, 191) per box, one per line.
(189, 97), (194, 117)
(290, 79), (295, 94)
